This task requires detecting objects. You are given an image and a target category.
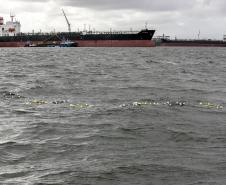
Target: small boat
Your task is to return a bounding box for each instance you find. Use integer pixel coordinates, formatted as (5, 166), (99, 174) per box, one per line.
(58, 39), (78, 47)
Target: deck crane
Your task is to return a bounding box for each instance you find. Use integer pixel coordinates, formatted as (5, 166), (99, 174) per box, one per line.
(62, 9), (71, 32)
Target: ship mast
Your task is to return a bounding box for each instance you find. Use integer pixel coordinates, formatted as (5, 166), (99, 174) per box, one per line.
(10, 12), (15, 22)
(62, 9), (71, 33)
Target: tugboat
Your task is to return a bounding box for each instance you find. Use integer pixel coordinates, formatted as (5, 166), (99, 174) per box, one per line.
(58, 39), (78, 47)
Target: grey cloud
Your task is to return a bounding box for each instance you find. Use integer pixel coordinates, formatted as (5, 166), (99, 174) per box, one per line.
(11, 0), (49, 2)
(2, 0), (226, 39)
(7, 0), (226, 14)
(59, 0), (196, 11)
(8, 0), (226, 14)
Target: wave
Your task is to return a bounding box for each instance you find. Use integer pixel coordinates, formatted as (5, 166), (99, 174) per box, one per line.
(167, 128), (208, 143)
(0, 171), (30, 179)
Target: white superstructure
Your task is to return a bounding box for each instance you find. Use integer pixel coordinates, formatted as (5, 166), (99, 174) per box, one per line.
(223, 35), (226, 42)
(0, 14), (21, 37)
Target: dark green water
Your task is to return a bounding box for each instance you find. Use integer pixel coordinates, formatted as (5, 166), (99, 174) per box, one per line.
(0, 47), (226, 185)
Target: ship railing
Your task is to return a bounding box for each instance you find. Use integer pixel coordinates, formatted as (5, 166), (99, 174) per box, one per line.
(80, 31), (140, 35)
(17, 32), (65, 36)
(170, 39), (219, 41)
(161, 39), (225, 43)
(14, 30), (143, 37)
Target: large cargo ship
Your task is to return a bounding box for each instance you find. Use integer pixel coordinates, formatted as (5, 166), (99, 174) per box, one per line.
(154, 34), (226, 47)
(0, 14), (155, 47)
(158, 38), (226, 47)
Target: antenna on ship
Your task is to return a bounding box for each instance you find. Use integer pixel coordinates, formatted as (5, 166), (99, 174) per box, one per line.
(145, 21), (148, 29)
(10, 12), (15, 22)
(62, 9), (71, 32)
(198, 30), (200, 40)
(83, 24), (87, 32)
(89, 25), (91, 32)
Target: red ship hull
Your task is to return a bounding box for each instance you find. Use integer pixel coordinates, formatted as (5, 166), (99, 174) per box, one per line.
(0, 41), (26, 47)
(0, 40), (155, 47)
(77, 40), (155, 47)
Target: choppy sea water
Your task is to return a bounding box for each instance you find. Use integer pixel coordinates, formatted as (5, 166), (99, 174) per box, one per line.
(0, 47), (226, 185)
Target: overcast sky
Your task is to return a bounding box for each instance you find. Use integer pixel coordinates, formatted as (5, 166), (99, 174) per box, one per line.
(1, 0), (226, 39)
